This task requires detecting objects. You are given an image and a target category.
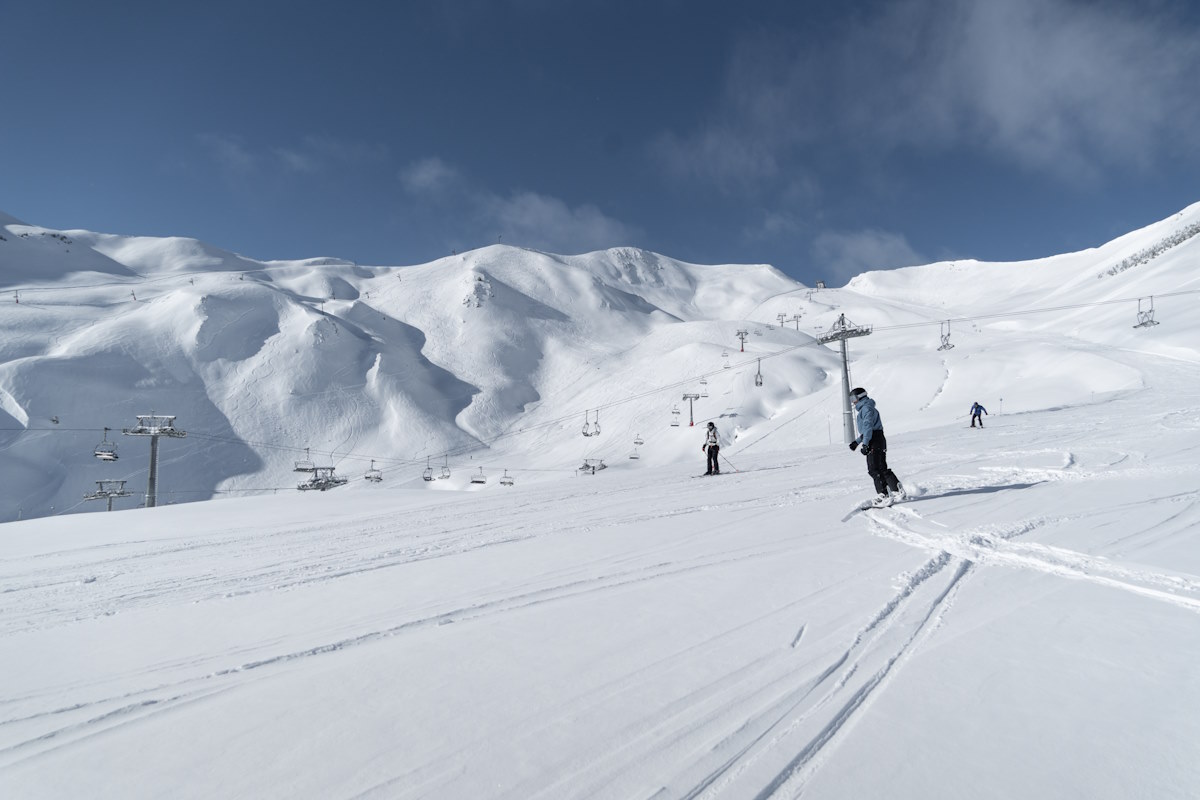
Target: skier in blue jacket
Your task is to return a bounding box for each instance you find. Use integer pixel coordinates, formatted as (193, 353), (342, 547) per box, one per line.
(848, 387), (905, 507)
(970, 401), (988, 428)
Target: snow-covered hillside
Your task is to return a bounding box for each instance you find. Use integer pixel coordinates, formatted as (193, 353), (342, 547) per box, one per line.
(2, 204), (1198, 523)
(3, 202), (1200, 797)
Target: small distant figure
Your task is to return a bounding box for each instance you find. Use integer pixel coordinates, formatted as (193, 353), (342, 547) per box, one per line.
(848, 388), (905, 507)
(702, 421), (720, 475)
(970, 401), (988, 428)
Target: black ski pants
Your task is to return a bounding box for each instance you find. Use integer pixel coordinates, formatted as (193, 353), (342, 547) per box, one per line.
(864, 431), (900, 495)
(706, 445), (720, 474)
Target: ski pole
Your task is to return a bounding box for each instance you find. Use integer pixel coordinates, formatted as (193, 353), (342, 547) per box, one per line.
(719, 451), (740, 473)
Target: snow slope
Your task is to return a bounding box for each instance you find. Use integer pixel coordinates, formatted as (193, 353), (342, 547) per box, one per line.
(1, 202), (1200, 798)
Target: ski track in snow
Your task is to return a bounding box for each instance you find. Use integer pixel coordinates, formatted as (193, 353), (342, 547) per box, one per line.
(864, 505), (1200, 614)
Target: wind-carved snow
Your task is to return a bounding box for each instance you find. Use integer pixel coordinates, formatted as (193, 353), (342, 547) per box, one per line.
(1, 201), (1200, 798)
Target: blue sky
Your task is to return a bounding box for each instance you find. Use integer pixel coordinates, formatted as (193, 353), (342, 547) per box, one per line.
(3, 0), (1198, 286)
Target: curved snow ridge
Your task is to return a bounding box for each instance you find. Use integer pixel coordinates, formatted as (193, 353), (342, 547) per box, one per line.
(867, 510), (1200, 613)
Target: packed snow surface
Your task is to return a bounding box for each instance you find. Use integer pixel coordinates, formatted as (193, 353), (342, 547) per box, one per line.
(1, 203), (1199, 797)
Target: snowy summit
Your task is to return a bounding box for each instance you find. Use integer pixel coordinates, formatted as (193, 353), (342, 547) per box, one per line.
(1, 203), (1200, 798)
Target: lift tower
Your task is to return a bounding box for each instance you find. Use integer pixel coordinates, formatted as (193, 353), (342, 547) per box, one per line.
(736, 330), (748, 352)
(816, 314), (872, 444)
(84, 480), (132, 512)
(681, 392), (701, 426)
(123, 415), (187, 508)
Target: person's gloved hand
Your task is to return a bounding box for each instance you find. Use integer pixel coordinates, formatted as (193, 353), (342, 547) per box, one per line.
(860, 444), (872, 456)
(848, 441), (858, 451)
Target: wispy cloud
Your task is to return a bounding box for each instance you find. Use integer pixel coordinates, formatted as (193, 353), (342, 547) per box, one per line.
(812, 229), (925, 286)
(399, 156), (637, 253)
(399, 156), (462, 195)
(197, 133), (258, 175)
(659, 0), (1200, 188)
(199, 134), (390, 177)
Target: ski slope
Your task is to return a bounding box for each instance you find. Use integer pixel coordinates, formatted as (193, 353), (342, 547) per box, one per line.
(2, 203), (1200, 797)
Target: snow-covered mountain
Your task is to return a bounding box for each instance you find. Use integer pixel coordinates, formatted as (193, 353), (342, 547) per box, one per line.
(3, 203), (1200, 798)
(1, 205), (1198, 521)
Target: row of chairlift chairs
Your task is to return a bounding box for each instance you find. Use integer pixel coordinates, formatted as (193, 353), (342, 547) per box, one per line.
(422, 456), (513, 486)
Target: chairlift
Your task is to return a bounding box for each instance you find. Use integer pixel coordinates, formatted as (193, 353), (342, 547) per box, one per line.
(699, 377), (709, 398)
(591, 410), (600, 437)
(754, 358), (763, 387)
(94, 427), (118, 461)
(670, 405), (681, 427)
(633, 433), (644, 446)
(722, 352), (731, 369)
(937, 320), (955, 351)
(294, 447), (316, 473)
(1134, 296), (1160, 328)
(365, 460), (383, 483)
(439, 455), (451, 480)
(629, 446), (640, 460)
(500, 470), (514, 487)
(423, 457), (434, 482)
(470, 467), (487, 485)
(582, 410), (593, 438)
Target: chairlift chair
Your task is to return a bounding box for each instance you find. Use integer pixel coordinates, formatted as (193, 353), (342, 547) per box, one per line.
(439, 456), (451, 480)
(1134, 296), (1160, 328)
(423, 457), (434, 482)
(634, 433), (644, 446)
(937, 321), (955, 351)
(670, 405), (681, 427)
(755, 358), (763, 387)
(294, 447), (316, 473)
(470, 467), (487, 485)
(365, 460), (383, 483)
(94, 428), (118, 461)
(500, 470), (514, 487)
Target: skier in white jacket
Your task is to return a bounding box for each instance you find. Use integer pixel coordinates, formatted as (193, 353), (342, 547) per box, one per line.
(702, 421), (721, 475)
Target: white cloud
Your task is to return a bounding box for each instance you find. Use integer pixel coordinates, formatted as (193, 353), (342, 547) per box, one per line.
(660, 0), (1200, 187)
(399, 157), (462, 195)
(812, 229), (925, 286)
(399, 156), (637, 253)
(483, 191), (635, 253)
(197, 133), (257, 174)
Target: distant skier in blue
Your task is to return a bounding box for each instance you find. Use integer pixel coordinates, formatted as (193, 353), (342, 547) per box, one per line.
(970, 401), (988, 428)
(848, 387), (905, 507)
